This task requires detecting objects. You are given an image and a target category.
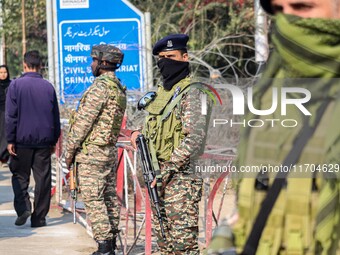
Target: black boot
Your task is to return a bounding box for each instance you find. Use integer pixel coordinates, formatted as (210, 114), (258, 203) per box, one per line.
(92, 240), (114, 255)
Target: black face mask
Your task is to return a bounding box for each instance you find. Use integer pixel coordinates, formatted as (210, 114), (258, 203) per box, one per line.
(157, 58), (190, 91)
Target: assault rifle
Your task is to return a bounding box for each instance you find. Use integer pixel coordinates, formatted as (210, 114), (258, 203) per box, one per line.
(69, 162), (78, 224)
(135, 134), (167, 240)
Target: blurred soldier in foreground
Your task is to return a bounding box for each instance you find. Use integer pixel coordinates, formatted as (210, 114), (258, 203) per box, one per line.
(65, 44), (126, 255)
(208, 0), (340, 254)
(131, 34), (213, 254)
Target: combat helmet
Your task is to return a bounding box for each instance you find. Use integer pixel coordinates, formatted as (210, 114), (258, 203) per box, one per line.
(91, 44), (124, 67)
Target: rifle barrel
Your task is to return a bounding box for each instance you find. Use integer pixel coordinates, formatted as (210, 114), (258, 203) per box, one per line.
(73, 199), (76, 224)
(136, 134), (167, 241)
(69, 164), (77, 224)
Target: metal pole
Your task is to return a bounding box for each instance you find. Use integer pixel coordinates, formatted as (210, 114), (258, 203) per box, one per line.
(133, 151), (137, 239)
(123, 149), (129, 255)
(0, 2), (4, 64)
(46, 0), (55, 85)
(254, 0), (269, 64)
(52, 0), (61, 101)
(144, 12), (153, 91)
(21, 0), (26, 56)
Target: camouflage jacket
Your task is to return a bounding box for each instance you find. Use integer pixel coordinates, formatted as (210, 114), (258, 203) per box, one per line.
(66, 71), (126, 165)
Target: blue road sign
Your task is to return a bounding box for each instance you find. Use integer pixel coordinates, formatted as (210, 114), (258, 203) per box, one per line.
(54, 0), (145, 103)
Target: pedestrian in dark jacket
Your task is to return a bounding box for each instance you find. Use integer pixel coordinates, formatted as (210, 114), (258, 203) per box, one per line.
(5, 50), (61, 227)
(0, 65), (11, 164)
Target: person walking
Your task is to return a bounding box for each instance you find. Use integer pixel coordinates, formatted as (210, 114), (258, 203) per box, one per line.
(5, 50), (61, 227)
(0, 65), (11, 165)
(65, 44), (127, 255)
(131, 34), (213, 255)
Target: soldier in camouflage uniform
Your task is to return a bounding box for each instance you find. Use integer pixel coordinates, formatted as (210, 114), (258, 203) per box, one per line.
(65, 44), (127, 255)
(131, 34), (212, 255)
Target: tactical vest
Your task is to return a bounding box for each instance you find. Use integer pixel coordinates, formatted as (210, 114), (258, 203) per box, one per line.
(143, 78), (215, 167)
(232, 88), (340, 255)
(143, 78), (191, 163)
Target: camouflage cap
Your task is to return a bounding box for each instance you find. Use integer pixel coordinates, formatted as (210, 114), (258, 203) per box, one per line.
(91, 44), (124, 65)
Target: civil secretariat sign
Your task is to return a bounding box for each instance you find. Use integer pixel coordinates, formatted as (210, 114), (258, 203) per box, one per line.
(54, 0), (146, 103)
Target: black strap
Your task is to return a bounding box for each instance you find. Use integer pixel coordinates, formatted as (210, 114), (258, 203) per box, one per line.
(241, 100), (329, 255)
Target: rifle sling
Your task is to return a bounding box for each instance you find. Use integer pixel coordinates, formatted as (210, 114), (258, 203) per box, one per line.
(241, 99), (329, 255)
(149, 140), (161, 173)
(160, 87), (189, 122)
(160, 82), (212, 123)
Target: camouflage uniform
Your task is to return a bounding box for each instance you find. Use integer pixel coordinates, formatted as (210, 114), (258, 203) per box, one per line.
(143, 77), (209, 254)
(66, 71), (126, 241)
(206, 12), (340, 255)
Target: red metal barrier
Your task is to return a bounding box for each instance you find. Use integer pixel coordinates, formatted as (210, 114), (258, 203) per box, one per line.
(116, 114), (127, 205)
(51, 132), (63, 197)
(116, 150), (125, 205)
(145, 189), (152, 255)
(52, 118), (235, 253)
(205, 171), (230, 247)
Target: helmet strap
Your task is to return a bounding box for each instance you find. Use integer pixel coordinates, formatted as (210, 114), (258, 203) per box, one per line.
(98, 65), (117, 72)
(93, 52), (120, 76)
(93, 52), (103, 77)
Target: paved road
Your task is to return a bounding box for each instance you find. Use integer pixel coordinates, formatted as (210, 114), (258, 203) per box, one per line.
(0, 164), (96, 255)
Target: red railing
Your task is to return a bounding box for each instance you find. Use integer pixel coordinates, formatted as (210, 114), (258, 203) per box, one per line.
(52, 120), (235, 254)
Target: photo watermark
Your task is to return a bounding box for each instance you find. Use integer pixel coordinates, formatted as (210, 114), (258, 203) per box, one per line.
(191, 78), (340, 179)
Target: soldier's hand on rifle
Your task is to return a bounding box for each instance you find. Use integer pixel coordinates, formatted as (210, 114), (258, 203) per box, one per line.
(130, 130), (141, 150)
(150, 178), (157, 188)
(65, 154), (74, 170)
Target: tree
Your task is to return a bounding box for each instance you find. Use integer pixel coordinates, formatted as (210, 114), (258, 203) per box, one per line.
(130, 0), (257, 80)
(1, 0), (47, 77)
(0, 0), (258, 80)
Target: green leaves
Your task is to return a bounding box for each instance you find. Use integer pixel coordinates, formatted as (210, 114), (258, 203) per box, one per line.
(0, 0), (259, 80)
(1, 0), (47, 77)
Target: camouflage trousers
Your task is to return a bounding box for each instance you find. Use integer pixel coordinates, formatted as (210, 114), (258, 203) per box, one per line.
(77, 162), (120, 241)
(153, 177), (203, 255)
